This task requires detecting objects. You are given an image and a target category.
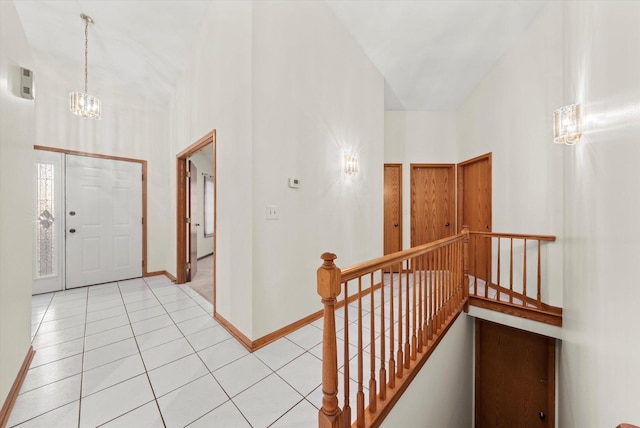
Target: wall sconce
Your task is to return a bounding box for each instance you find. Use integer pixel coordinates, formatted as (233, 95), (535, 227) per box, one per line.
(344, 152), (359, 175)
(553, 104), (582, 145)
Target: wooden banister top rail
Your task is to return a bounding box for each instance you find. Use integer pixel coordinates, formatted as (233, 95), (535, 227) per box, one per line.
(341, 232), (466, 281)
(469, 231), (556, 241)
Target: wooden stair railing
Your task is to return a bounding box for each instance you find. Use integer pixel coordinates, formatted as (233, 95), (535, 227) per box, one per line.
(467, 232), (562, 326)
(318, 227), (470, 428)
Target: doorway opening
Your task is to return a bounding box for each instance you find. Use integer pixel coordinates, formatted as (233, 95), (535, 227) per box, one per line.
(175, 131), (216, 311)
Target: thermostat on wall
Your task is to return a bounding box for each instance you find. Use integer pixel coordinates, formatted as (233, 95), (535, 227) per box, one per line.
(288, 178), (300, 189)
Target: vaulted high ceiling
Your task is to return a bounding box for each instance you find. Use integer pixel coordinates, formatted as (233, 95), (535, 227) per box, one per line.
(13, 0), (546, 110)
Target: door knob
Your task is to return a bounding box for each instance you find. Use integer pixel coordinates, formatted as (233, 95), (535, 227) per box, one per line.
(69, 228), (76, 233)
(69, 211), (76, 216)
(394, 223), (399, 227)
(539, 411), (545, 420)
(445, 222), (450, 227)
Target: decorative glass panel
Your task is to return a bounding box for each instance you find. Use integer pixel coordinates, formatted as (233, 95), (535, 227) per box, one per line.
(35, 162), (56, 278)
(204, 175), (214, 238)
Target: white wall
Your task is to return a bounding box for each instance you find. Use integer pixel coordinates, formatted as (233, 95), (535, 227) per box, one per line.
(457, 2), (564, 308)
(0, 0), (35, 405)
(188, 151), (214, 258)
(170, 1), (384, 339)
(250, 0), (384, 338)
(169, 0), (254, 335)
(381, 315), (474, 428)
(384, 111), (458, 249)
(560, 2), (640, 426)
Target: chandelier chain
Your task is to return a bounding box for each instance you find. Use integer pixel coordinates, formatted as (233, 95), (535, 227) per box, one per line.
(84, 17), (89, 93)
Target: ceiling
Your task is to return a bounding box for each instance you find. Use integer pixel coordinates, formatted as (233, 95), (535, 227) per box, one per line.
(13, 0), (546, 110)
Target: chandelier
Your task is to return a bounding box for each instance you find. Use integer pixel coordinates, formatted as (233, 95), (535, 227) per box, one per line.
(69, 14), (101, 119)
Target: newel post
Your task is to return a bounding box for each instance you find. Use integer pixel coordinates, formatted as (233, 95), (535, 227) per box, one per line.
(462, 225), (470, 312)
(318, 253), (343, 428)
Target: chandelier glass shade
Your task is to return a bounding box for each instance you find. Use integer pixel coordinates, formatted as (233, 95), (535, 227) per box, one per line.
(70, 14), (101, 120)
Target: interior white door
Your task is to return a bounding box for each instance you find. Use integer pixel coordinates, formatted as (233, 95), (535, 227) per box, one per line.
(33, 150), (64, 294)
(65, 155), (142, 288)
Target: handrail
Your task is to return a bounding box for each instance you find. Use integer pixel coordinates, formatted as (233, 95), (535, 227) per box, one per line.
(341, 233), (467, 281)
(469, 231), (556, 241)
(318, 227), (470, 427)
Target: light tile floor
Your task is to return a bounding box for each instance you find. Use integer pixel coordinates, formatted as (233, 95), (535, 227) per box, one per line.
(9, 276), (323, 427)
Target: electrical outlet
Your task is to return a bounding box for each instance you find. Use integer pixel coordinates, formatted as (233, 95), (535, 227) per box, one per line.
(266, 205), (279, 220)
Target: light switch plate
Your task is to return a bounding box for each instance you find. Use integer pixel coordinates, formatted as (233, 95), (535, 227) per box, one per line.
(266, 205), (279, 220)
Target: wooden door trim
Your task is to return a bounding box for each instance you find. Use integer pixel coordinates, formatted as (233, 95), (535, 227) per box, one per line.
(457, 152), (491, 233)
(34, 145), (149, 276)
(384, 163), (403, 255)
(410, 163), (456, 247)
(176, 131), (216, 311)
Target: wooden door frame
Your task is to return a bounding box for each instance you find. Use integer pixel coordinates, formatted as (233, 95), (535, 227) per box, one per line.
(384, 163), (403, 255)
(475, 319), (556, 427)
(34, 145), (149, 276)
(457, 153), (492, 233)
(410, 163), (456, 247)
(176, 131), (216, 307)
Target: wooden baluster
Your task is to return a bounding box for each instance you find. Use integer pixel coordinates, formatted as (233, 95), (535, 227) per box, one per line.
(523, 239), (527, 307)
(488, 236), (492, 299)
(429, 251), (436, 339)
(317, 253), (343, 428)
(432, 251), (437, 332)
(496, 237), (501, 302)
(342, 280), (351, 427)
(450, 242), (455, 313)
(388, 264), (396, 389)
(396, 260), (404, 378)
(447, 242), (452, 315)
(458, 239), (462, 304)
(463, 226), (470, 312)
(422, 254), (429, 345)
(438, 246), (443, 329)
(417, 255), (424, 353)
(379, 268), (387, 401)
(356, 278), (364, 427)
(478, 236), (491, 299)
(484, 236), (489, 299)
(537, 240), (542, 309)
(444, 244), (449, 317)
(457, 239), (462, 306)
(509, 238), (514, 304)
(451, 241), (455, 311)
(368, 272), (377, 414)
(404, 259), (411, 369)
(473, 235), (478, 297)
(411, 257), (417, 361)
(443, 246), (447, 322)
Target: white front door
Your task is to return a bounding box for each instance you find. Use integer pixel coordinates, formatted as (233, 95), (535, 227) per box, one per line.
(65, 155), (142, 288)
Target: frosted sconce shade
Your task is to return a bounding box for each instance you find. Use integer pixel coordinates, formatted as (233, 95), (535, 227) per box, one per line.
(344, 153), (359, 175)
(553, 104), (581, 145)
(70, 92), (102, 119)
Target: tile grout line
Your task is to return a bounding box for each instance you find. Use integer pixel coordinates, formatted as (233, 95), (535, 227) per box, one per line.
(113, 278), (168, 428)
(77, 288), (89, 428)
